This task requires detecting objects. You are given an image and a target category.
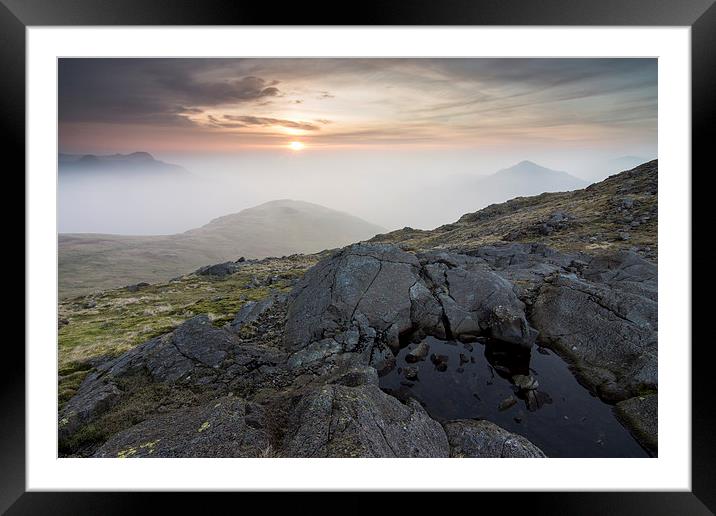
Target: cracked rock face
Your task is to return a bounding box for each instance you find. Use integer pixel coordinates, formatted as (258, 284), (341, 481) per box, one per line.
(283, 378), (450, 458)
(284, 243), (538, 374)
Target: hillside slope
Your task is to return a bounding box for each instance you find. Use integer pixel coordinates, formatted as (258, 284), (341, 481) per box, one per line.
(59, 200), (385, 298)
(371, 160), (657, 262)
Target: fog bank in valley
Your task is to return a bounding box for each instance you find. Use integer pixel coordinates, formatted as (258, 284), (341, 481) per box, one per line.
(58, 147), (655, 236)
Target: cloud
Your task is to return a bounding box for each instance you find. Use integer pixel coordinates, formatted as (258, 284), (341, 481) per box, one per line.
(58, 60), (284, 126)
(59, 58), (657, 151)
(212, 115), (321, 131)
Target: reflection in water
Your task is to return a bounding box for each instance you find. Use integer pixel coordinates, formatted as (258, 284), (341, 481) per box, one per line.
(379, 336), (650, 458)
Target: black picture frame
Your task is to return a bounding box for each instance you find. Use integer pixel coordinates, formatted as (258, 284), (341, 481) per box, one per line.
(5, 0), (712, 513)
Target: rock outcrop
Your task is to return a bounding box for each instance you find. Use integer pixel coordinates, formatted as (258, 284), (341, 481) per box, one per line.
(60, 240), (657, 458)
(283, 243), (538, 375)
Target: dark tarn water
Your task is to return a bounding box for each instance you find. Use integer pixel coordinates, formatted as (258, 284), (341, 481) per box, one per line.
(379, 336), (650, 458)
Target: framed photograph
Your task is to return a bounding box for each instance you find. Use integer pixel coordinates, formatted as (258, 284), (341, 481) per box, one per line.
(7, 0), (711, 512)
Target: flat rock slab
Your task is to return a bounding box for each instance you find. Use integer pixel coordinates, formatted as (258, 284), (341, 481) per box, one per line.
(531, 271), (657, 401)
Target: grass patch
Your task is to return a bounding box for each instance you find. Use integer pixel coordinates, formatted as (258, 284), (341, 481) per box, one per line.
(57, 255), (315, 447)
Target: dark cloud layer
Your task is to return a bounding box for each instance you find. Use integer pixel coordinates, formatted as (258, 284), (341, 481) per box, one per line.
(59, 59), (283, 126)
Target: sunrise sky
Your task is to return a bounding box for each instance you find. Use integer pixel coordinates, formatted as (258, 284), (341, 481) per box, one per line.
(58, 58), (657, 154)
(58, 58), (657, 234)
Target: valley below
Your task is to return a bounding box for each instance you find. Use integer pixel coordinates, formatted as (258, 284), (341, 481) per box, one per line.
(58, 199), (385, 298)
(58, 161), (658, 459)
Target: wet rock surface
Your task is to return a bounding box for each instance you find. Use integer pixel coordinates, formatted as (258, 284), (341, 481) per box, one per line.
(60, 241), (656, 458)
(380, 336), (650, 457)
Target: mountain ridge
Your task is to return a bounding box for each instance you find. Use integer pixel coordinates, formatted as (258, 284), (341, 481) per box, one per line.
(59, 151), (189, 176)
(372, 159), (657, 261)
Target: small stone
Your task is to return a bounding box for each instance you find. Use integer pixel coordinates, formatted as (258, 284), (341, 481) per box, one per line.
(430, 353), (448, 372)
(406, 341), (430, 363)
(621, 197), (635, 209)
(498, 396), (518, 411)
(513, 374), (539, 391)
(404, 367), (418, 381)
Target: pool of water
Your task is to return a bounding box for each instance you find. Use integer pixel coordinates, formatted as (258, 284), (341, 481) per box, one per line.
(379, 336), (650, 458)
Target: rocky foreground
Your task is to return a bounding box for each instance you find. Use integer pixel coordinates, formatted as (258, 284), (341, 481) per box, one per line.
(58, 162), (658, 458)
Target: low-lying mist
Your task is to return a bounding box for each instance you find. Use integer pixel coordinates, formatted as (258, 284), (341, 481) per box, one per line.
(58, 148), (655, 235)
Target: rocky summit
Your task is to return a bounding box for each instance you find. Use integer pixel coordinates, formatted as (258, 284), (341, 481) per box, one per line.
(58, 161), (658, 458)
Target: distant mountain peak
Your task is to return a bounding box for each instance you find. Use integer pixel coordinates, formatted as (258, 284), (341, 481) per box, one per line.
(114, 151), (155, 161)
(200, 199), (386, 232)
(59, 151), (187, 176)
(500, 160), (566, 175)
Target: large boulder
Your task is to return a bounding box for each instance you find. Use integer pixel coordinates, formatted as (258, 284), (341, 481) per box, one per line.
(418, 251), (538, 345)
(195, 260), (244, 277)
(93, 396), (271, 458)
(285, 244), (421, 351)
(283, 380), (449, 458)
(444, 419), (546, 458)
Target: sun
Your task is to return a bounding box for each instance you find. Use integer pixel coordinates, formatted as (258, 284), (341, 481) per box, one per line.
(288, 141), (305, 151)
